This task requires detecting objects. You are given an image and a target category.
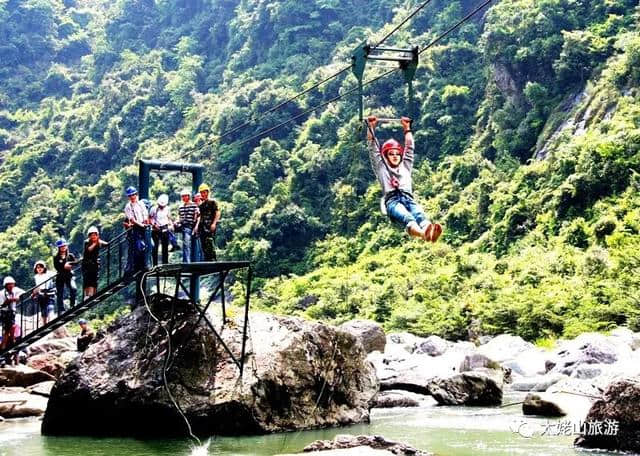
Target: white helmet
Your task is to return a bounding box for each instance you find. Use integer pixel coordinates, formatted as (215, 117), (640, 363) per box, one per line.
(33, 260), (47, 272)
(180, 188), (191, 196)
(3, 276), (16, 287)
(157, 194), (169, 206)
(87, 226), (99, 235)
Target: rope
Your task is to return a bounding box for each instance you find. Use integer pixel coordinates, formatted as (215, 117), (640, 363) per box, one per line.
(372, 0), (435, 49)
(139, 270), (202, 446)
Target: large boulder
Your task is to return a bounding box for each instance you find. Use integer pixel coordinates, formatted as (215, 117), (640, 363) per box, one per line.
(0, 365), (55, 387)
(26, 337), (76, 357)
(339, 320), (385, 354)
(300, 434), (432, 455)
(575, 377), (640, 452)
(428, 371), (503, 406)
(25, 333), (79, 378)
(372, 350), (465, 395)
(543, 377), (600, 419)
(372, 390), (430, 408)
(27, 350), (78, 378)
(42, 301), (378, 437)
(501, 348), (549, 377)
(608, 327), (640, 351)
(414, 335), (449, 357)
(477, 335), (533, 363)
(546, 333), (633, 376)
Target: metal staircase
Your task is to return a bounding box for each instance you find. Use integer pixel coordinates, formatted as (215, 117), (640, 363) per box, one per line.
(0, 229), (134, 359)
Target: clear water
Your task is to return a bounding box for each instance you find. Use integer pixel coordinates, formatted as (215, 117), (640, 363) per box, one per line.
(0, 393), (622, 456)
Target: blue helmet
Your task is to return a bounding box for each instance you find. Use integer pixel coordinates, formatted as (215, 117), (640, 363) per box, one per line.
(78, 318), (87, 325)
(125, 186), (138, 196)
(55, 239), (68, 248)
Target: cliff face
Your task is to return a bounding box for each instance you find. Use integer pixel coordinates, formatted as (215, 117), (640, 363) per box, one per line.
(42, 296), (378, 437)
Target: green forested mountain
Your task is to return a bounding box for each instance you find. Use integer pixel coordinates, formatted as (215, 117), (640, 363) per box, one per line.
(0, 0), (639, 342)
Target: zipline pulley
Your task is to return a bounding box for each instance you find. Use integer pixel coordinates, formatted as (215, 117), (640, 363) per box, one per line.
(351, 42), (419, 121)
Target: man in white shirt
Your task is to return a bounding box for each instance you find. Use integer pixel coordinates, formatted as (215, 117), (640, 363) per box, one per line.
(124, 186), (149, 275)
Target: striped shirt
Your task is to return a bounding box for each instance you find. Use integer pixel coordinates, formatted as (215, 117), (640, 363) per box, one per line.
(178, 202), (199, 228)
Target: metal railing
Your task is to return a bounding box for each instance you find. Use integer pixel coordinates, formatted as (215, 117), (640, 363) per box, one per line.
(3, 229), (131, 348)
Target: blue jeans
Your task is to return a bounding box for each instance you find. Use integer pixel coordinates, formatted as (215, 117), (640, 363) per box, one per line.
(182, 229), (192, 263)
(56, 277), (77, 314)
(386, 192), (429, 230)
(125, 227), (148, 275)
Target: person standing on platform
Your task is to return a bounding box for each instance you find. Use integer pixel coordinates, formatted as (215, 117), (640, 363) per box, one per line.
(0, 276), (24, 350)
(32, 261), (55, 326)
(124, 186), (149, 276)
(197, 183), (220, 261)
(82, 226), (108, 298)
(53, 239), (78, 314)
(177, 189), (199, 263)
(149, 194), (174, 266)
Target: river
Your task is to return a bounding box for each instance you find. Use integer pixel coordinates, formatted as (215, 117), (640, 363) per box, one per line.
(0, 392), (619, 456)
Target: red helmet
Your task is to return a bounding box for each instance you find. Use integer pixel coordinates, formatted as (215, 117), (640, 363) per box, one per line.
(381, 139), (404, 159)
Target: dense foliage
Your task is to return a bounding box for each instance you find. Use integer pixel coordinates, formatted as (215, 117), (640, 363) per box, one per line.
(1, 0), (639, 341)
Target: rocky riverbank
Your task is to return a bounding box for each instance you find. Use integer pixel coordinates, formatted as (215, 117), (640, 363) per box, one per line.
(3, 311), (640, 455)
(0, 327), (77, 421)
(341, 321), (640, 454)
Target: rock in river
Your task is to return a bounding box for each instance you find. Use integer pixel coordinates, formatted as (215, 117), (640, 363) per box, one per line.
(575, 377), (640, 453)
(299, 434), (432, 455)
(428, 371), (503, 406)
(339, 320), (386, 354)
(42, 296), (378, 437)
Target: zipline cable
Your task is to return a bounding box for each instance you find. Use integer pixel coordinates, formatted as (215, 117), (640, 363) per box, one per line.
(175, 64), (353, 162)
(215, 65), (353, 142)
(231, 0), (493, 147)
(372, 0), (435, 49)
(177, 0), (493, 160)
(234, 67), (398, 147)
(418, 0), (493, 55)
(225, 0), (439, 143)
(175, 0), (444, 162)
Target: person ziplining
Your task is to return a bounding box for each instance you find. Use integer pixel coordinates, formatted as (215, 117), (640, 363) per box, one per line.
(366, 116), (442, 242)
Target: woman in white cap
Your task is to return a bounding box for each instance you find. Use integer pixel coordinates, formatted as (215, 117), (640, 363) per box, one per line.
(32, 261), (56, 326)
(82, 226), (109, 298)
(0, 276), (24, 350)
(149, 194), (174, 265)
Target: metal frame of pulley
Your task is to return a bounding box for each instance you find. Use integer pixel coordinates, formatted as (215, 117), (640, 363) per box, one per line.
(351, 42), (419, 121)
